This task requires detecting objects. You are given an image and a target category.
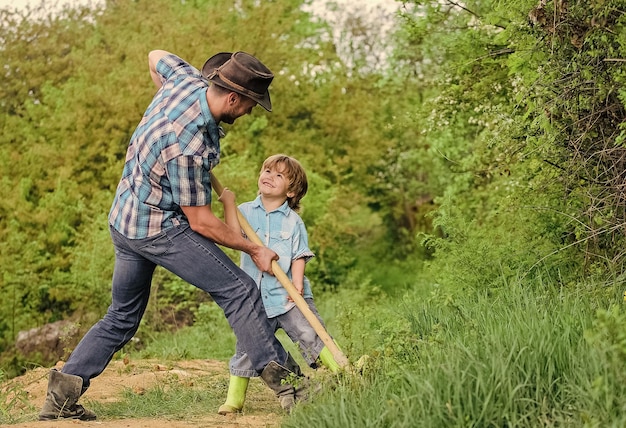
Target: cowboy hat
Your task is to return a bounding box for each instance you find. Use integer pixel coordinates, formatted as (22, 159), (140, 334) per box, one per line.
(202, 51), (274, 112)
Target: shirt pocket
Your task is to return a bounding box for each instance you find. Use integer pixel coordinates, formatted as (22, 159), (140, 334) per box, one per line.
(270, 230), (292, 272)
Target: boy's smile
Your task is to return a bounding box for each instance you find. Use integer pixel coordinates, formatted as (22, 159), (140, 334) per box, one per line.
(258, 165), (294, 203)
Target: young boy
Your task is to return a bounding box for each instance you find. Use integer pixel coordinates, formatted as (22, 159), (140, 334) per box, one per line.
(216, 154), (340, 414)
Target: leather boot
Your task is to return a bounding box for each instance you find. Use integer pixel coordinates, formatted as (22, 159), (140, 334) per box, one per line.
(260, 354), (308, 413)
(283, 353), (312, 403)
(217, 375), (249, 415)
(39, 369), (97, 421)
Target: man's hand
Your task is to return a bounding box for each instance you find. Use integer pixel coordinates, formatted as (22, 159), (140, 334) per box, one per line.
(250, 245), (279, 275)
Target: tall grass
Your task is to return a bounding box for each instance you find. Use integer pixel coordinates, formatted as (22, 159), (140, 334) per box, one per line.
(5, 269), (622, 426)
(284, 278), (626, 427)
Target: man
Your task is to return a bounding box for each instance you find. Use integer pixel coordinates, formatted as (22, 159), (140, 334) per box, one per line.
(39, 50), (308, 420)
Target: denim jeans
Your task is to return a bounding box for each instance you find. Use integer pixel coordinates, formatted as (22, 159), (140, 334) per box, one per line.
(62, 224), (288, 389)
(229, 298), (326, 377)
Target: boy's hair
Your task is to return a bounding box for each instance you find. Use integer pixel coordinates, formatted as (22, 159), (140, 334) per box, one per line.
(261, 154), (308, 211)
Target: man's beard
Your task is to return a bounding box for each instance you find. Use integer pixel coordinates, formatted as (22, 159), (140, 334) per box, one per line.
(221, 106), (238, 125)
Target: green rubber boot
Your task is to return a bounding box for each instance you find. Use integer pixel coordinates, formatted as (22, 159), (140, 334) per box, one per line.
(218, 375), (249, 415)
(318, 346), (341, 373)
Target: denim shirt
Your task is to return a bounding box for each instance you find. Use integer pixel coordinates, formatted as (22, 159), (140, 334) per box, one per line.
(239, 196), (315, 318)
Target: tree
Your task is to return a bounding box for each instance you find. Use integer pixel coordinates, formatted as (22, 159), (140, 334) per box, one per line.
(393, 0), (626, 288)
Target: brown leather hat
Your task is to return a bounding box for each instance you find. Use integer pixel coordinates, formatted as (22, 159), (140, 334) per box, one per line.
(202, 51), (274, 112)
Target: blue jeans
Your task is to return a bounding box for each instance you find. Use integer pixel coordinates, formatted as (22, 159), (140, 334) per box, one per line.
(229, 298), (326, 377)
(62, 224), (288, 389)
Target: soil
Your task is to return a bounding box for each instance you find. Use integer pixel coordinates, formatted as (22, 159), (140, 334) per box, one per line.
(2, 359), (284, 428)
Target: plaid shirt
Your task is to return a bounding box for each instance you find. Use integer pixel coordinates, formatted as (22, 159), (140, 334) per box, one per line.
(109, 54), (223, 238)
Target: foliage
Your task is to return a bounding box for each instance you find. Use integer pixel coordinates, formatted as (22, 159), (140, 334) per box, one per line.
(285, 277), (626, 428)
(520, 0), (626, 273)
(583, 302), (626, 400)
(3, 5), (626, 428)
(391, 0), (626, 291)
(0, 0), (400, 372)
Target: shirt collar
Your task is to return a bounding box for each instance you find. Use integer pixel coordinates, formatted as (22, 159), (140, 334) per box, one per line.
(252, 195), (291, 215)
(200, 87), (224, 144)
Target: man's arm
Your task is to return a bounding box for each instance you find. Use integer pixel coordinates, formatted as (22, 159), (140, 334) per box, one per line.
(181, 204), (277, 274)
(148, 50), (171, 89)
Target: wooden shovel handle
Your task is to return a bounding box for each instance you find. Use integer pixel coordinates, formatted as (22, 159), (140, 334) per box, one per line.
(211, 173), (349, 368)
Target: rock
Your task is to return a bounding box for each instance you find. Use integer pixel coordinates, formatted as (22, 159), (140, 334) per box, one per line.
(15, 320), (79, 361)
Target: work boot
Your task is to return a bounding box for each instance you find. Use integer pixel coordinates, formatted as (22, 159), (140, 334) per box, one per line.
(39, 369), (97, 421)
(218, 375), (250, 415)
(260, 354), (309, 413)
(283, 353), (313, 403)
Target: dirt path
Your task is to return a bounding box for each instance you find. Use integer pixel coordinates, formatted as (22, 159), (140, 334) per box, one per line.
(2, 359), (283, 428)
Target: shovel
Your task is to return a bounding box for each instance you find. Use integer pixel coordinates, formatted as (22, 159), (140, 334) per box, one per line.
(211, 173), (350, 369)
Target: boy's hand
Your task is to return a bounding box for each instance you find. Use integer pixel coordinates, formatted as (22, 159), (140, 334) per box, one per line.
(218, 187), (236, 206)
(287, 282), (304, 302)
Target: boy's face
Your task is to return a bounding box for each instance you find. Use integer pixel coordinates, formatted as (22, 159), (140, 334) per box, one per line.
(258, 163), (294, 200)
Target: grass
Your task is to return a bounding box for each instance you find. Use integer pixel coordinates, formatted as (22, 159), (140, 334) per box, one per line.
(3, 268), (625, 427)
(130, 301), (237, 360)
(86, 369), (279, 421)
(89, 376), (224, 419)
(283, 278), (626, 428)
(0, 354), (286, 425)
(0, 369), (36, 425)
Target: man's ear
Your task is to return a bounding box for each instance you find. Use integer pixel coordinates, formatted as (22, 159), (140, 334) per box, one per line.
(228, 92), (239, 105)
